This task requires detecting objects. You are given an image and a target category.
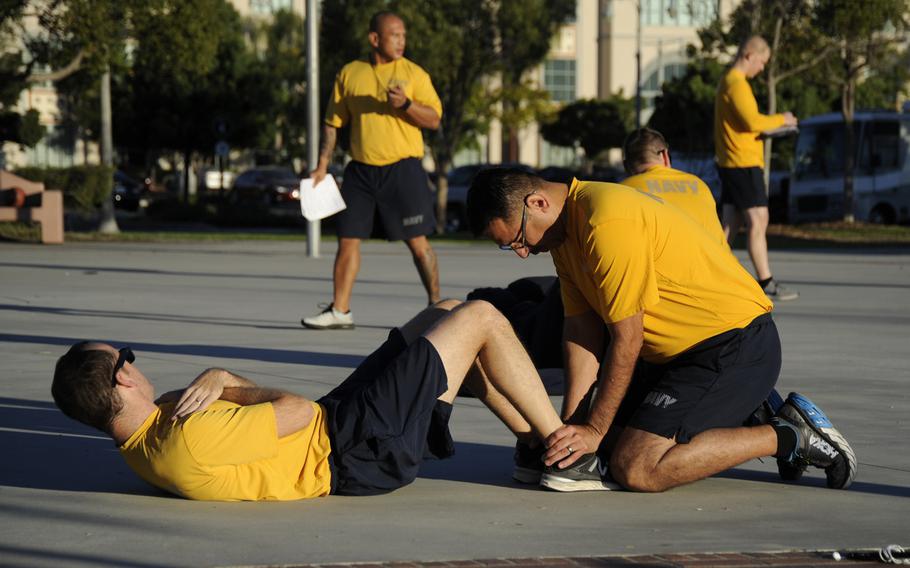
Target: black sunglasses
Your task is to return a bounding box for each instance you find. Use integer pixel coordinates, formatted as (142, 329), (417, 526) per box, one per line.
(111, 347), (135, 387)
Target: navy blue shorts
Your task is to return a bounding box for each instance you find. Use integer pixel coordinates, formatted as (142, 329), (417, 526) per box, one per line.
(336, 158), (437, 241)
(318, 329), (454, 496)
(616, 313), (781, 443)
(718, 166), (768, 209)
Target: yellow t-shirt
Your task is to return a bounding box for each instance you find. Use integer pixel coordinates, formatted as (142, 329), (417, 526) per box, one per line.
(120, 400), (332, 501)
(714, 68), (785, 168)
(325, 57), (443, 166)
(621, 165), (727, 247)
(552, 179), (772, 363)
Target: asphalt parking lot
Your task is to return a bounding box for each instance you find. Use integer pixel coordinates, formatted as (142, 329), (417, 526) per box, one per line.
(1, 239), (908, 568)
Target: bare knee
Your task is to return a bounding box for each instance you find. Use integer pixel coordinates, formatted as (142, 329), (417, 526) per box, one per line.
(610, 457), (670, 493)
(460, 299), (510, 331)
(611, 437), (674, 493)
(433, 298), (462, 311)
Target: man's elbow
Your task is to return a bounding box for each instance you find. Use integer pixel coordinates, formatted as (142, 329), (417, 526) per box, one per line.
(426, 115), (441, 130)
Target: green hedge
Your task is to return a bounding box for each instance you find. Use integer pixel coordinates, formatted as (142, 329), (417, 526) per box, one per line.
(12, 165), (114, 211)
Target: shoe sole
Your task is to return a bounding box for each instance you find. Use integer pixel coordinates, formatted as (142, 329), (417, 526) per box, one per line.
(767, 292), (799, 301)
(301, 321), (355, 330)
(539, 473), (621, 492)
(786, 392), (857, 489)
(512, 466), (543, 485)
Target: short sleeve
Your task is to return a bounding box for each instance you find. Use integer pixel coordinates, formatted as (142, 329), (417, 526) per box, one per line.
(554, 257), (590, 317)
(587, 219), (660, 323)
(412, 69), (442, 118)
(324, 71), (350, 128)
(181, 402), (279, 466)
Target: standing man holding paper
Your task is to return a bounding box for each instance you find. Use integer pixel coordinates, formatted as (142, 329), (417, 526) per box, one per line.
(304, 11), (443, 330)
(715, 35), (799, 301)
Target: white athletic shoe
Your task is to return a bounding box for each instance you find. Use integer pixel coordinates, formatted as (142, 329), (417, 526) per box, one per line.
(301, 303), (355, 330)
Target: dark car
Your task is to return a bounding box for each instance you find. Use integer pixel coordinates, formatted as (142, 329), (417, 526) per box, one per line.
(113, 170), (147, 211)
(229, 166), (301, 212)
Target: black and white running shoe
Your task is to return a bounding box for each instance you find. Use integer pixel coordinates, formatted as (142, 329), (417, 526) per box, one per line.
(539, 452), (621, 492)
(513, 440), (545, 484)
(774, 392), (857, 489)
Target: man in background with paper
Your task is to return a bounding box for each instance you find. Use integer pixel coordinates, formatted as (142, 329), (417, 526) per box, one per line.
(715, 35), (799, 301)
(304, 11), (443, 330)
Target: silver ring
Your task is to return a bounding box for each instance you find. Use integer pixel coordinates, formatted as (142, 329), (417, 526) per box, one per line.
(567, 446), (575, 454)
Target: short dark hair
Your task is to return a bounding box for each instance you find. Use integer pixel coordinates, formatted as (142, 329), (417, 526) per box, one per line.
(622, 127), (669, 175)
(369, 11), (400, 34)
(52, 343), (122, 434)
(466, 168), (544, 236)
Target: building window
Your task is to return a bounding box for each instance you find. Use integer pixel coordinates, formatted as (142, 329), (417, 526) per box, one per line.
(641, 0), (716, 27)
(540, 139), (579, 168)
(642, 61), (687, 109)
(544, 59), (576, 103)
(250, 0), (292, 14)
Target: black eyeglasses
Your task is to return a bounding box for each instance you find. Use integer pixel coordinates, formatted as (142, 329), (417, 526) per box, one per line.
(499, 199), (530, 252)
(111, 347), (135, 387)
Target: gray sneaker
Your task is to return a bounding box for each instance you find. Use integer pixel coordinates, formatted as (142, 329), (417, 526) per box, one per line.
(764, 280), (799, 301)
(774, 392), (857, 489)
(539, 453), (621, 492)
(301, 303), (354, 330)
(513, 440), (545, 484)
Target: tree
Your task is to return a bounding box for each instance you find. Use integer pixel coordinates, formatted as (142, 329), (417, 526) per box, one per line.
(540, 95), (634, 173)
(1, 0), (126, 231)
(648, 56), (725, 154)
(495, 0), (576, 162)
(814, 0), (909, 222)
(395, 0), (499, 233)
(119, 0), (257, 200)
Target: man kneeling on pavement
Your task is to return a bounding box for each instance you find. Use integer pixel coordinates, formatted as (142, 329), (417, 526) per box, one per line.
(465, 158), (857, 493)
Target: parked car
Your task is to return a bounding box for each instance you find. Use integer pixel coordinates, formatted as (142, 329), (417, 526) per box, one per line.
(228, 166), (301, 214)
(444, 162), (535, 231)
(112, 170), (148, 211)
(537, 166), (578, 184)
(789, 111), (910, 224)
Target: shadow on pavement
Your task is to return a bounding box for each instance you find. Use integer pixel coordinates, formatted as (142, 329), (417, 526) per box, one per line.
(0, 397), (162, 496)
(717, 467), (910, 498)
(0, 260), (418, 288)
(0, 332), (366, 368)
(417, 441), (527, 490)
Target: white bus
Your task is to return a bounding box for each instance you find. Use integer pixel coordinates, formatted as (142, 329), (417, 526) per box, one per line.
(789, 110), (910, 224)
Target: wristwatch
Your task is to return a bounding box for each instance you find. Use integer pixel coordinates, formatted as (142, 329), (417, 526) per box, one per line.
(397, 97), (412, 112)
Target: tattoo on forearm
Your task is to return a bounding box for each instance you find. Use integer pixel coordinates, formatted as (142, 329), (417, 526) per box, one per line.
(319, 126), (337, 165)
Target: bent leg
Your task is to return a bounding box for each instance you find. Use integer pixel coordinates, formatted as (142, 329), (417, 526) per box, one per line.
(611, 425), (777, 492)
(722, 204), (742, 244)
(405, 235), (440, 305)
(333, 237), (362, 312)
(424, 301), (562, 439)
(744, 206), (771, 280)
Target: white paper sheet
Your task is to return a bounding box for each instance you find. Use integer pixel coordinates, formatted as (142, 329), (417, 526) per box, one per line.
(299, 175), (346, 221)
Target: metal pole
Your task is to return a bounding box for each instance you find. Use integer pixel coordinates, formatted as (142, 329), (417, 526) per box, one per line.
(635, 0), (642, 129)
(305, 0), (321, 258)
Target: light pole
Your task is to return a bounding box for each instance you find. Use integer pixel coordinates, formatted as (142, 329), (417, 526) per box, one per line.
(635, 0), (642, 129)
(305, 0), (320, 258)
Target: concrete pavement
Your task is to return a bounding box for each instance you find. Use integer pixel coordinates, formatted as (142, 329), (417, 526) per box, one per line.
(1, 239), (908, 568)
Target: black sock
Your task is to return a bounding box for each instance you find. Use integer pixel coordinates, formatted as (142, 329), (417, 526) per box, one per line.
(758, 276), (773, 290)
(771, 420), (798, 459)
